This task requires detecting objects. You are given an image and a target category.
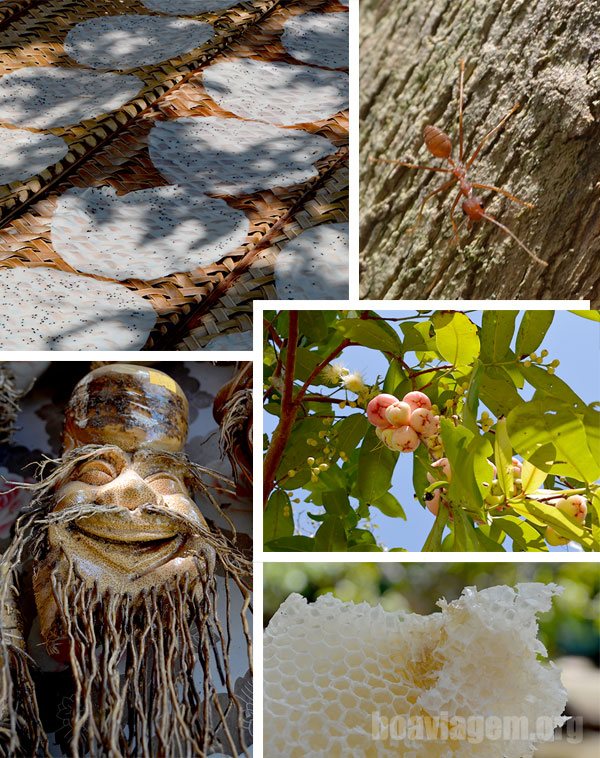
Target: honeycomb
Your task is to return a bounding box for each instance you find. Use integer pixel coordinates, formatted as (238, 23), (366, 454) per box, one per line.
(264, 584), (567, 757)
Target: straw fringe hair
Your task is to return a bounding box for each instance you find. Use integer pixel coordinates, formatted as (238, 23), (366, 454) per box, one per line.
(0, 368), (19, 444)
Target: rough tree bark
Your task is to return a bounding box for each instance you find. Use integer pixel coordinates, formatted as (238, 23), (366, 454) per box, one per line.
(360, 0), (600, 304)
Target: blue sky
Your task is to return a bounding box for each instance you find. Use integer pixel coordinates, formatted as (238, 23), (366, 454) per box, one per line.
(265, 310), (599, 552)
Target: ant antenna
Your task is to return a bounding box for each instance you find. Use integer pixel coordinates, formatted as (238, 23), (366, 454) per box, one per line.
(481, 212), (547, 267)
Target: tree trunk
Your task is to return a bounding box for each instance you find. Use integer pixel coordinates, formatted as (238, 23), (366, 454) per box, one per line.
(360, 0), (600, 305)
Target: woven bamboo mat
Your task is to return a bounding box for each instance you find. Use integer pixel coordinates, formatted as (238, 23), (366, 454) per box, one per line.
(0, 0), (349, 350)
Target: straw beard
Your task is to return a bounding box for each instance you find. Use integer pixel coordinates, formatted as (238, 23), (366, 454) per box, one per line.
(0, 446), (252, 758)
(0, 367), (19, 443)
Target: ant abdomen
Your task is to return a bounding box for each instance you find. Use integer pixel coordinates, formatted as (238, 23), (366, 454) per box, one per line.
(423, 125), (452, 159)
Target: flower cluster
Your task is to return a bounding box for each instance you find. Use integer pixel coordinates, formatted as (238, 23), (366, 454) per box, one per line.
(366, 391), (440, 453)
(522, 349), (560, 375)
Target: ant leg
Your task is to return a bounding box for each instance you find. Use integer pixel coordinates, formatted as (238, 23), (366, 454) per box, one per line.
(417, 177), (457, 219)
(449, 189), (463, 243)
(471, 182), (535, 208)
(465, 102), (520, 169)
(406, 177), (457, 235)
(369, 157), (453, 174)
(458, 59), (465, 162)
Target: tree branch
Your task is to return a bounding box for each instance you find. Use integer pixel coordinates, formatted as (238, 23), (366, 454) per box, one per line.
(263, 312), (301, 507)
(296, 339), (352, 403)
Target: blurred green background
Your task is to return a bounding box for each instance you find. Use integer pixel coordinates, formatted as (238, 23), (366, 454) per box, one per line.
(264, 562), (600, 663)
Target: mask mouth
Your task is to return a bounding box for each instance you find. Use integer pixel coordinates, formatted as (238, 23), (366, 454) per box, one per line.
(74, 508), (181, 543)
(44, 504), (203, 580)
(49, 521), (196, 580)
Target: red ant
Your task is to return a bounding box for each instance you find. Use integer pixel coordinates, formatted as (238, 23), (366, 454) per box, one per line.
(371, 60), (547, 267)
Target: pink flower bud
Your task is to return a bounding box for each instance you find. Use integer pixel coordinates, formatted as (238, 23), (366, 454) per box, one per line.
(552, 495), (587, 523)
(366, 393), (399, 428)
(431, 457), (451, 481)
(376, 427), (394, 445)
(545, 526), (569, 546)
(387, 425), (420, 453)
(402, 390), (432, 412)
(511, 456), (522, 478)
(384, 401), (412, 427)
(426, 488), (441, 516)
(409, 408), (439, 437)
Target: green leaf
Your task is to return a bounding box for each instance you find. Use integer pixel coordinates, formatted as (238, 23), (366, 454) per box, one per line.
(463, 360), (482, 434)
(472, 525), (506, 551)
(400, 320), (436, 352)
(433, 312), (480, 367)
(521, 459), (548, 494)
(452, 507), (481, 551)
(493, 516), (547, 551)
(590, 489), (600, 547)
(298, 311), (330, 345)
(569, 310), (600, 322)
(494, 417), (514, 496)
(511, 500), (595, 549)
(520, 363), (585, 410)
(440, 419), (485, 515)
(335, 317), (402, 354)
(480, 311), (518, 363)
(515, 311), (554, 357)
(321, 489), (353, 517)
(422, 508), (448, 551)
(383, 359), (411, 396)
(347, 528), (380, 551)
(276, 416), (330, 480)
(290, 346), (325, 383)
(314, 517), (347, 551)
(264, 536), (315, 552)
(412, 443), (431, 508)
(356, 426), (398, 502)
(264, 490), (294, 542)
(582, 406), (600, 463)
(479, 365), (524, 417)
(334, 413), (370, 458)
(507, 398), (600, 483)
(371, 492), (406, 519)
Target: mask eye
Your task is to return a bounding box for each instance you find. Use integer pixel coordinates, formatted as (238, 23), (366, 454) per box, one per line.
(147, 475), (185, 496)
(74, 460), (117, 486)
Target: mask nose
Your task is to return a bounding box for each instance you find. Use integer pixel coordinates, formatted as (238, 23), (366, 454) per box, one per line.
(96, 470), (159, 511)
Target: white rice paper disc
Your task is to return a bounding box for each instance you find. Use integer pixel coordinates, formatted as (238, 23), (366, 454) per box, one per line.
(203, 331), (252, 351)
(0, 67), (143, 129)
(141, 0), (235, 13)
(202, 59), (348, 125)
(0, 267), (156, 350)
(273, 222), (349, 299)
(64, 15), (214, 70)
(51, 185), (249, 280)
(281, 12), (348, 68)
(0, 127), (68, 185)
(148, 117), (334, 195)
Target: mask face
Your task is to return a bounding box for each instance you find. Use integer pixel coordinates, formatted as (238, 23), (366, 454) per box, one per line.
(32, 364), (214, 659)
(49, 448), (209, 585)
